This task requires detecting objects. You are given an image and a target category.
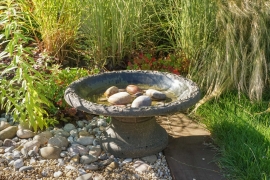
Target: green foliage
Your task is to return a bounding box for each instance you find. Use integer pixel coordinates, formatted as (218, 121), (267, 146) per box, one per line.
(30, 0), (82, 63)
(0, 0), (57, 131)
(80, 0), (160, 68)
(196, 92), (270, 180)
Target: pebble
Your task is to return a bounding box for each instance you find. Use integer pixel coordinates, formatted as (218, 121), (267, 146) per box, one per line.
(133, 160), (151, 173)
(68, 144), (90, 155)
(131, 95), (152, 107)
(23, 140), (41, 151)
(123, 158), (133, 164)
(104, 86), (119, 98)
(89, 146), (102, 157)
(3, 139), (16, 147)
(107, 92), (132, 105)
(16, 129), (35, 139)
(18, 166), (34, 172)
(14, 158), (24, 169)
(48, 136), (69, 148)
(33, 131), (53, 145)
(63, 123), (76, 132)
(76, 136), (94, 146)
(80, 154), (98, 164)
(145, 89), (167, 100)
(142, 154), (158, 163)
(0, 126), (18, 140)
(76, 173), (93, 180)
(84, 164), (99, 170)
(126, 85), (141, 95)
(40, 146), (62, 159)
(53, 171), (63, 178)
(0, 121), (10, 131)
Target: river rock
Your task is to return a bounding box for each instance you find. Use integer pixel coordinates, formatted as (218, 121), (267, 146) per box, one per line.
(48, 136), (69, 148)
(16, 129), (35, 139)
(142, 154), (157, 163)
(126, 85), (141, 95)
(105, 161), (119, 172)
(0, 126), (18, 140)
(76, 173), (93, 180)
(133, 160), (151, 173)
(104, 86), (119, 98)
(89, 146), (102, 157)
(84, 164), (99, 170)
(131, 95), (152, 107)
(63, 123), (76, 132)
(108, 92), (132, 105)
(80, 155), (98, 164)
(33, 131), (53, 145)
(23, 140), (41, 151)
(3, 139), (16, 147)
(19, 166), (34, 172)
(68, 144), (90, 155)
(0, 121), (10, 131)
(145, 89), (166, 100)
(40, 146), (62, 159)
(14, 158), (24, 169)
(76, 136), (95, 146)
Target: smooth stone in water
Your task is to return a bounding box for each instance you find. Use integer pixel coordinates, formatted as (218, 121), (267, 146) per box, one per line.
(76, 136), (94, 146)
(107, 92), (132, 105)
(126, 85), (141, 95)
(16, 129), (35, 139)
(40, 146), (62, 159)
(0, 121), (10, 131)
(104, 86), (119, 98)
(0, 126), (18, 140)
(131, 95), (152, 107)
(33, 131), (53, 145)
(141, 154), (157, 163)
(145, 89), (167, 100)
(80, 155), (98, 164)
(75, 173), (93, 180)
(63, 123), (76, 132)
(48, 136), (69, 148)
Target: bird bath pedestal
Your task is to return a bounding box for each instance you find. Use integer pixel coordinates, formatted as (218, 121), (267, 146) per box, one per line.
(64, 70), (200, 158)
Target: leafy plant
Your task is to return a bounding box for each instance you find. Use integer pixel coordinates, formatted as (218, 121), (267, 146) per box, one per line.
(0, 0), (57, 131)
(127, 53), (190, 75)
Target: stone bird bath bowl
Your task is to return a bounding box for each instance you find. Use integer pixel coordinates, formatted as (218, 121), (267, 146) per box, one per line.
(64, 70), (200, 158)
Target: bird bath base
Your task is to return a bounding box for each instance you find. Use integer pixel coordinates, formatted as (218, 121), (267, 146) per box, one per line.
(64, 70), (200, 158)
(101, 116), (168, 158)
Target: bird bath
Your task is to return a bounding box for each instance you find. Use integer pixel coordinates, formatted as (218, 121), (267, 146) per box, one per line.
(64, 70), (200, 158)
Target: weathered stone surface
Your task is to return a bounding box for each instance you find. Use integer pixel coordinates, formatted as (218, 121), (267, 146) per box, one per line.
(107, 92), (132, 105)
(126, 85), (141, 95)
(33, 131), (53, 145)
(0, 121), (10, 131)
(0, 126), (18, 141)
(104, 86), (119, 98)
(16, 129), (35, 139)
(145, 89), (166, 100)
(131, 95), (152, 107)
(40, 146), (62, 159)
(48, 136), (69, 148)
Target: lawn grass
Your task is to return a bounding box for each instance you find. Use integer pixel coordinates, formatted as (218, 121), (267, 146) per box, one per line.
(196, 92), (270, 180)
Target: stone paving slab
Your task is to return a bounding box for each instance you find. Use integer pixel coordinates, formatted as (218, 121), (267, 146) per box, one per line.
(157, 113), (225, 180)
